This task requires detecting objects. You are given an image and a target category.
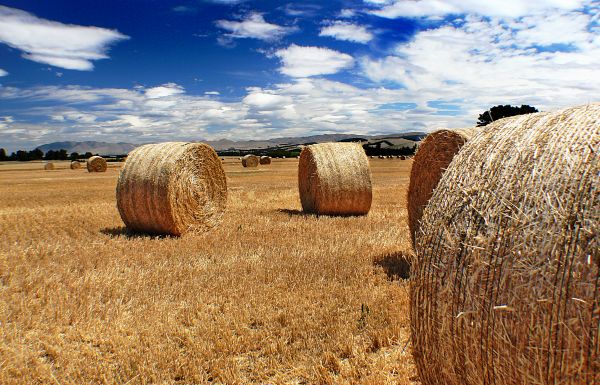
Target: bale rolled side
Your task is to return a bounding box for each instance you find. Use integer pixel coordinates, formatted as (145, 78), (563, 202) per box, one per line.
(44, 162), (55, 170)
(298, 142), (372, 215)
(87, 156), (107, 172)
(70, 161), (81, 169)
(407, 128), (477, 245)
(242, 154), (259, 168)
(116, 142), (227, 236)
(411, 105), (599, 385)
(259, 156), (271, 165)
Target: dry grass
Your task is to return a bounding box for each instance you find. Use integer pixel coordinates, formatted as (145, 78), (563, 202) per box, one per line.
(0, 157), (417, 385)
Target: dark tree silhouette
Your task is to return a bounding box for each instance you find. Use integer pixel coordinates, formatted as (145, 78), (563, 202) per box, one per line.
(0, 148), (6, 161)
(477, 105), (538, 126)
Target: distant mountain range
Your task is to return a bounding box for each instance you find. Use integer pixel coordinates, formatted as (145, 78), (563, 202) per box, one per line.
(36, 132), (426, 155)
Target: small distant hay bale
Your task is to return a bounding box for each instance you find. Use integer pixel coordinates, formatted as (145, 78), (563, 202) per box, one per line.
(407, 128), (477, 245)
(86, 156), (107, 172)
(44, 162), (55, 170)
(378, 155), (384, 159)
(298, 142), (372, 216)
(116, 142), (227, 236)
(411, 105), (599, 385)
(259, 156), (271, 165)
(70, 161), (81, 169)
(242, 154), (259, 167)
(400, 155), (406, 160)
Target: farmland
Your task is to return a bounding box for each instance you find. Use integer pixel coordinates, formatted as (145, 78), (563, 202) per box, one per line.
(0, 158), (416, 384)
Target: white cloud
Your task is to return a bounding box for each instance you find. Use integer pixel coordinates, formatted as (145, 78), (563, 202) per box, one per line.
(243, 91), (292, 110)
(0, 68), (7, 76)
(216, 13), (294, 41)
(0, 6), (128, 71)
(366, 0), (586, 19)
(339, 9), (357, 18)
(319, 21), (374, 44)
(204, 91), (220, 95)
(274, 45), (355, 77)
(360, 13), (600, 109)
(145, 83), (185, 99)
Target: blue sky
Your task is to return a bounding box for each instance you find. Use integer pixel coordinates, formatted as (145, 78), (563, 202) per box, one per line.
(0, 0), (599, 151)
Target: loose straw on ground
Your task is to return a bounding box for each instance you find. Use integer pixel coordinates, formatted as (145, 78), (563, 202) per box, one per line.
(116, 142), (227, 236)
(298, 142), (372, 215)
(410, 104), (599, 385)
(86, 156), (107, 172)
(407, 128), (477, 245)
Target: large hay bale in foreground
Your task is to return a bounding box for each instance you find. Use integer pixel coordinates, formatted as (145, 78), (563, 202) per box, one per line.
(70, 161), (81, 169)
(298, 142), (372, 215)
(116, 142), (227, 236)
(407, 128), (477, 245)
(242, 154), (259, 168)
(44, 162), (55, 170)
(259, 156), (271, 165)
(411, 105), (599, 385)
(86, 156), (107, 172)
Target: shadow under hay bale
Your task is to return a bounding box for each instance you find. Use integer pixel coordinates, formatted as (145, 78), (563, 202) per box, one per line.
(100, 227), (172, 239)
(298, 142), (372, 216)
(116, 142), (227, 236)
(410, 104), (599, 385)
(373, 252), (411, 280)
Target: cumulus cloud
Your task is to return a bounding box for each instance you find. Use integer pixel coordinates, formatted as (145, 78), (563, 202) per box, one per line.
(274, 45), (355, 77)
(360, 13), (600, 109)
(0, 5), (128, 70)
(319, 21), (374, 43)
(216, 12), (294, 41)
(365, 0), (586, 19)
(145, 83), (185, 99)
(0, 68), (7, 76)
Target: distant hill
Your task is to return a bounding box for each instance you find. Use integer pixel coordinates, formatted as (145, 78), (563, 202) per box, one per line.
(36, 132), (426, 156)
(36, 141), (137, 155)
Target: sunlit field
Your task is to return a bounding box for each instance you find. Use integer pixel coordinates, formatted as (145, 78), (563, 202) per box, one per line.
(0, 158), (417, 385)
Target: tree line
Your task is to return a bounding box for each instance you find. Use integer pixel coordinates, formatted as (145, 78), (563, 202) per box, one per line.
(0, 148), (97, 161)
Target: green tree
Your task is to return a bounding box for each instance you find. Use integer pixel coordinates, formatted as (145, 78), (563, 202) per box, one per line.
(0, 148), (7, 161)
(28, 148), (44, 160)
(69, 152), (80, 161)
(477, 105), (538, 126)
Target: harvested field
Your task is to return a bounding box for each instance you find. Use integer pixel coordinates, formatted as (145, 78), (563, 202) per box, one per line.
(0, 157), (417, 385)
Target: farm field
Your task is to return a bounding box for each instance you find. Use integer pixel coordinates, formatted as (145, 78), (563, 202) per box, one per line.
(0, 158), (417, 385)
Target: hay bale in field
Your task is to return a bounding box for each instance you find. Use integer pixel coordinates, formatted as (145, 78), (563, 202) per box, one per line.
(259, 156), (271, 165)
(407, 128), (477, 245)
(242, 154), (259, 168)
(298, 142), (372, 215)
(86, 156), (107, 172)
(411, 104), (599, 385)
(44, 162), (55, 170)
(400, 155), (406, 160)
(116, 142), (227, 236)
(378, 155), (384, 159)
(70, 161), (81, 169)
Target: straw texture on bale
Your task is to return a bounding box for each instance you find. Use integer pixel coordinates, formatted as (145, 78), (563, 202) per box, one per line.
(259, 156), (271, 165)
(407, 128), (477, 245)
(242, 154), (259, 168)
(116, 142), (227, 236)
(411, 105), (599, 385)
(86, 156), (107, 172)
(70, 161), (81, 169)
(298, 142), (372, 216)
(44, 162), (55, 170)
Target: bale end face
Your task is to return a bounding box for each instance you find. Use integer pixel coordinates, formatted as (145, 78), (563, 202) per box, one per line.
(298, 142), (372, 216)
(87, 156), (107, 172)
(242, 154), (259, 167)
(259, 156), (271, 165)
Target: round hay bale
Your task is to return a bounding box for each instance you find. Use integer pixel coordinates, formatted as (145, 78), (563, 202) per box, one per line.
(298, 142), (372, 216)
(242, 154), (259, 168)
(259, 156), (271, 165)
(86, 156), (107, 172)
(407, 128), (477, 245)
(116, 142), (227, 236)
(70, 161), (81, 169)
(378, 155), (384, 159)
(44, 162), (55, 170)
(411, 105), (599, 385)
(400, 155), (406, 160)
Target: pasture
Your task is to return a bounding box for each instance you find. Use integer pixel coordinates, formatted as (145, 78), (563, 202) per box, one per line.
(0, 158), (417, 384)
